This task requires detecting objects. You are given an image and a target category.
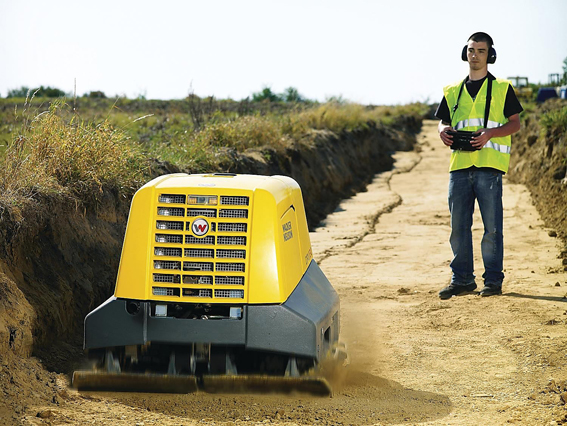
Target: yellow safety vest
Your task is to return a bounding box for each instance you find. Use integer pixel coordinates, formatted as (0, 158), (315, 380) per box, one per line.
(443, 76), (512, 173)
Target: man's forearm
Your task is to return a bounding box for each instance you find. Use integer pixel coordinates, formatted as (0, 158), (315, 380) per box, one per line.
(488, 115), (521, 138)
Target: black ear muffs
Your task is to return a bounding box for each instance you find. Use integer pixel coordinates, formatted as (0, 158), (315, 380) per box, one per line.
(462, 45), (497, 64)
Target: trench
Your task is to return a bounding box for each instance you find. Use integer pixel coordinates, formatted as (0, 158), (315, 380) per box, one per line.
(0, 116), (422, 421)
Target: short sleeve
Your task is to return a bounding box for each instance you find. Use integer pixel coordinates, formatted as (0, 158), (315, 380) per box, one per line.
(504, 85), (524, 118)
(435, 97), (451, 123)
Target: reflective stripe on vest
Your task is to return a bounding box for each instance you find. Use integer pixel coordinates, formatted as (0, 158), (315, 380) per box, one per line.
(453, 118), (502, 130)
(443, 76), (512, 173)
(484, 140), (511, 154)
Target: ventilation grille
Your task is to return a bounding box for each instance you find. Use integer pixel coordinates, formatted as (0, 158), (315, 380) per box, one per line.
(216, 262), (245, 272)
(158, 207), (184, 217)
(183, 275), (213, 285)
(154, 247), (182, 257)
(184, 262), (214, 272)
(219, 209), (248, 219)
(153, 287), (180, 297)
(157, 221), (184, 230)
(220, 196), (249, 206)
(217, 223), (247, 233)
(153, 273), (181, 283)
(159, 194), (186, 204)
(215, 289), (244, 299)
(215, 276), (244, 285)
(156, 234), (183, 244)
(154, 260), (181, 270)
(187, 209), (216, 218)
(152, 192), (251, 301)
(183, 288), (212, 298)
(216, 249), (246, 259)
(217, 236), (246, 246)
(185, 235), (215, 245)
(184, 248), (215, 258)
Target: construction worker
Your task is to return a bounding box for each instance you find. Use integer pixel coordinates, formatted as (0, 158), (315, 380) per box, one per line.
(435, 32), (523, 299)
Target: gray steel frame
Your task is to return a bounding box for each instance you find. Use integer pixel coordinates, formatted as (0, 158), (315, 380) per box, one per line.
(84, 261), (340, 361)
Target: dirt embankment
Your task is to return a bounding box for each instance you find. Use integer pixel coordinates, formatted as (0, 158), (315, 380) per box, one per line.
(0, 116), (420, 424)
(508, 99), (567, 246)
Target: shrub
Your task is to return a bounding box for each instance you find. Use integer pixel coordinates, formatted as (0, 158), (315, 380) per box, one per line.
(252, 87), (281, 103)
(282, 87), (306, 103)
(6, 86), (30, 98)
(86, 91), (107, 99)
(7, 86), (67, 98)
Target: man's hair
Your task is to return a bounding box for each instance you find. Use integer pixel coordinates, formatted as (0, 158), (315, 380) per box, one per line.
(468, 32), (494, 47)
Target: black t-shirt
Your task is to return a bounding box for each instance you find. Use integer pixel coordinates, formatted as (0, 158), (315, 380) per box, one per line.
(435, 74), (523, 124)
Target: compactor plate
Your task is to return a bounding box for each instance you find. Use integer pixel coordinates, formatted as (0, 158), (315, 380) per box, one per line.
(73, 371), (331, 396)
(202, 374), (332, 396)
(72, 371), (198, 393)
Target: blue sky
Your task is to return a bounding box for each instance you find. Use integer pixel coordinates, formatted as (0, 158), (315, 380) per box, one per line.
(1, 0), (565, 104)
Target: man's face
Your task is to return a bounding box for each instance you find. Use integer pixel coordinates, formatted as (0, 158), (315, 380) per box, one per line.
(466, 40), (489, 70)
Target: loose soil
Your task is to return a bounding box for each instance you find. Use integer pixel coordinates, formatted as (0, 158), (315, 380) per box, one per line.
(4, 120), (567, 425)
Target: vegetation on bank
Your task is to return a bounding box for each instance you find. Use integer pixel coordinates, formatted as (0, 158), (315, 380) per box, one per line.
(0, 94), (428, 211)
(540, 103), (567, 142)
(509, 98), (567, 245)
(0, 101), (146, 206)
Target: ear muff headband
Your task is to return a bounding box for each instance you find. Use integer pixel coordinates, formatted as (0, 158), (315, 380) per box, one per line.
(461, 45), (497, 64)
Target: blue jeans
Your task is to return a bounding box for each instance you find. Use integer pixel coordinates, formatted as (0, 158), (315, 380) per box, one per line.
(448, 169), (504, 287)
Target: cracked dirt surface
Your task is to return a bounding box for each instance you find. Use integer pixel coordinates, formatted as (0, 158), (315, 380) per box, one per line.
(313, 120), (567, 425)
(19, 120), (567, 425)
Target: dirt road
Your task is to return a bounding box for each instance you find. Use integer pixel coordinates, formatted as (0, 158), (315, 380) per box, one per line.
(23, 120), (567, 425)
(313, 120), (567, 425)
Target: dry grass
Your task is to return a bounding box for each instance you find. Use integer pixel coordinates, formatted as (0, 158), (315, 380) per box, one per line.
(0, 100), (147, 207)
(196, 115), (288, 148)
(0, 97), (427, 209)
(169, 102), (428, 156)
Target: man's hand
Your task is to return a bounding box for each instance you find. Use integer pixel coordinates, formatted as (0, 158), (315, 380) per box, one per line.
(438, 122), (454, 147)
(471, 128), (492, 149)
(470, 115), (521, 148)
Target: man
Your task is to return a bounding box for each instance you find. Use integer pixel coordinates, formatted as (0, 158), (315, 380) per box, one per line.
(435, 32), (523, 299)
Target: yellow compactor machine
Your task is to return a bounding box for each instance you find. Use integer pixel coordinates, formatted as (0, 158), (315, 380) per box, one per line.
(73, 173), (342, 395)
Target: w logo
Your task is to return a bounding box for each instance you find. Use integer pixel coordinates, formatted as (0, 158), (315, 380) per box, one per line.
(192, 219), (209, 236)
